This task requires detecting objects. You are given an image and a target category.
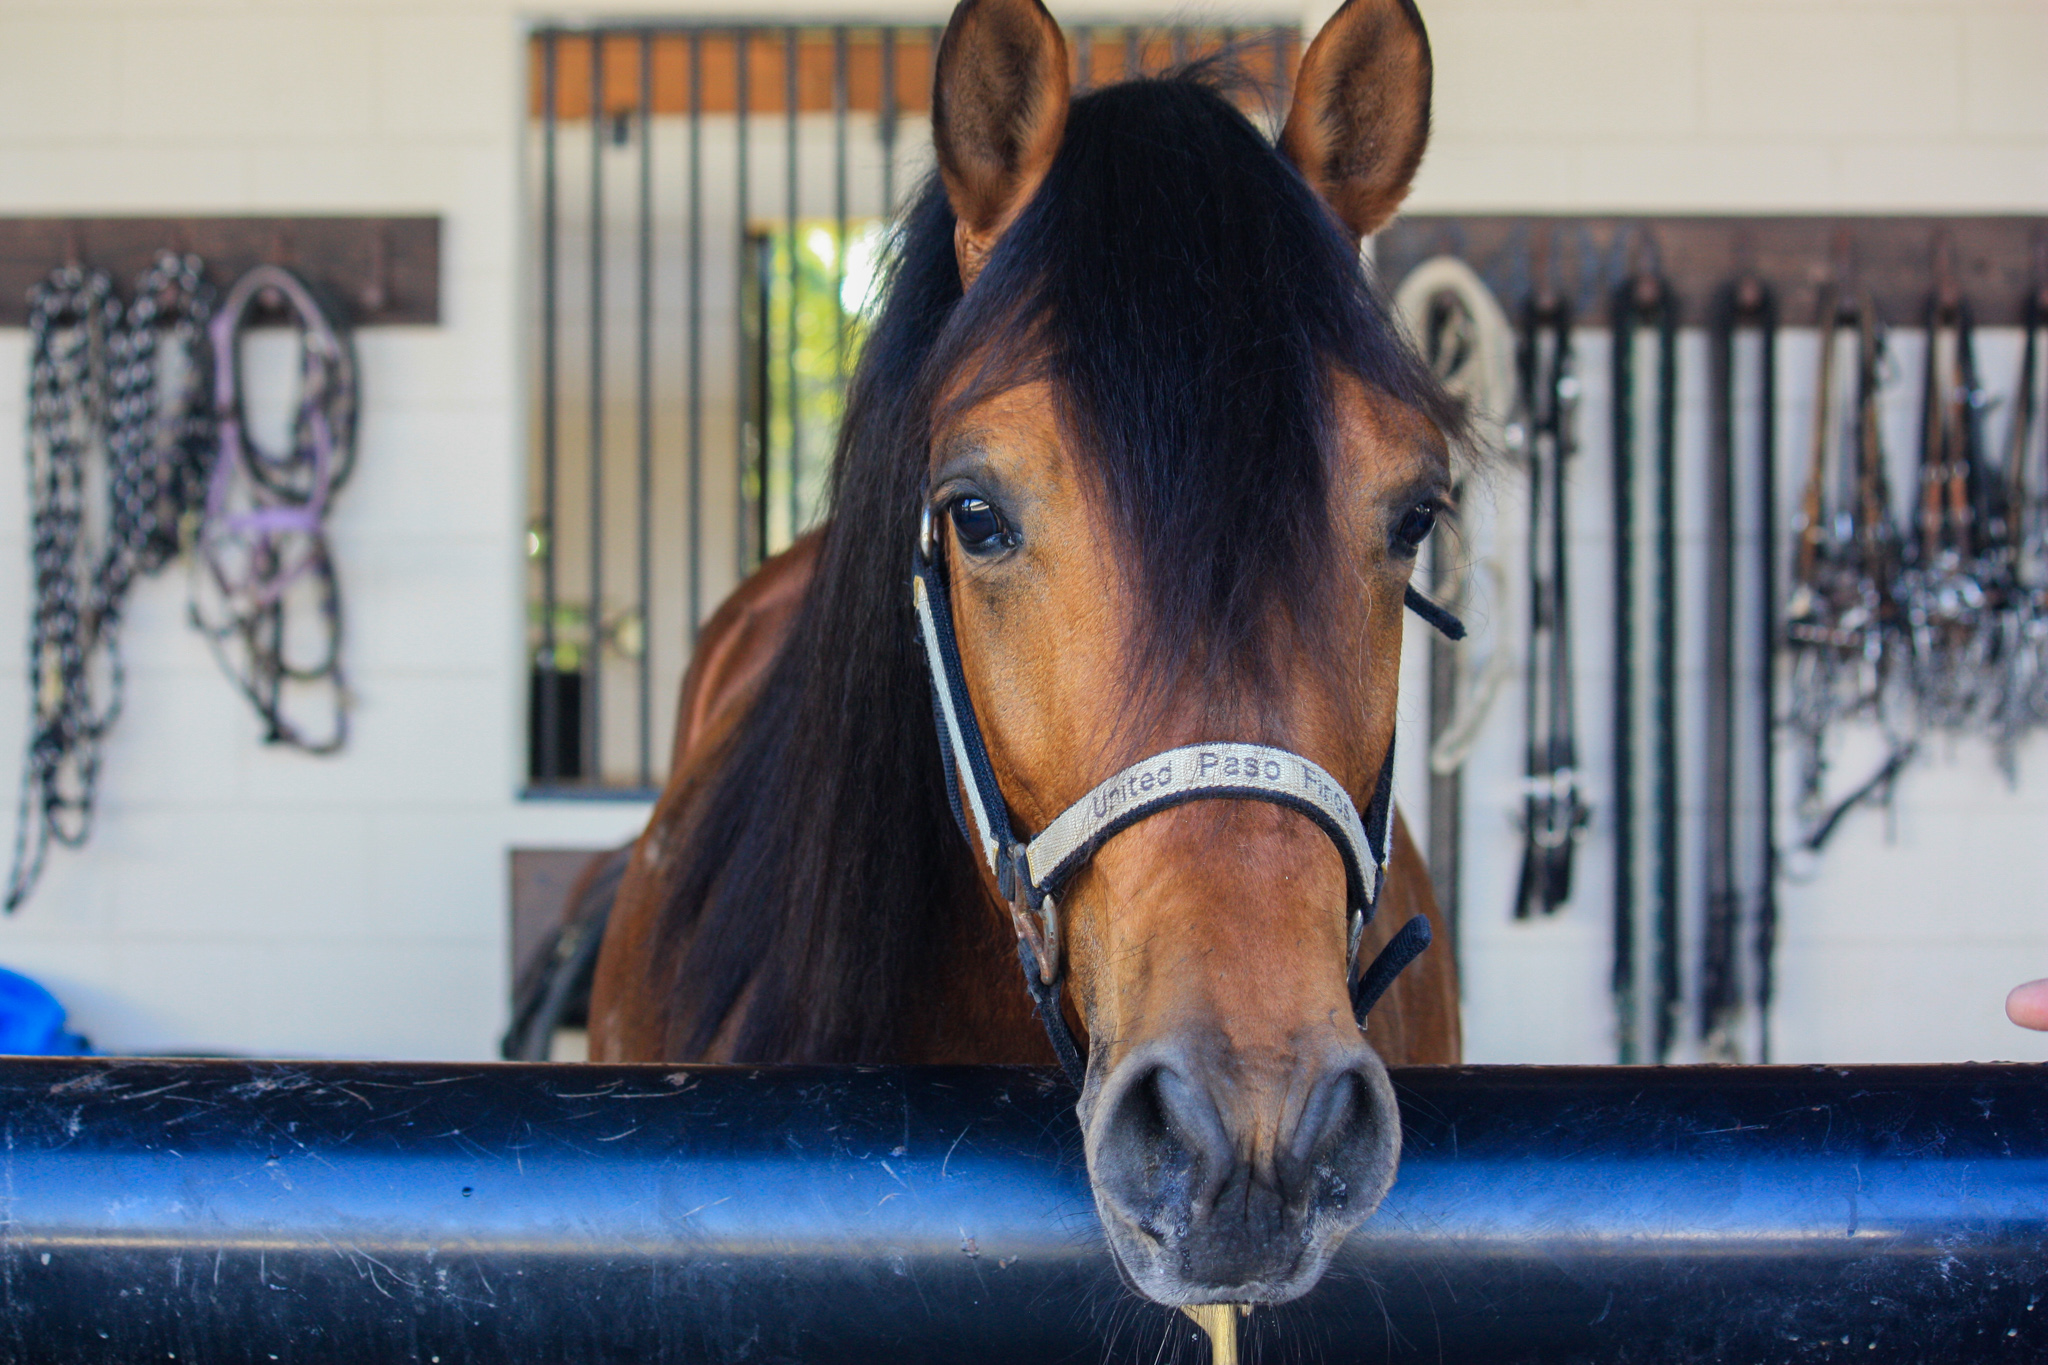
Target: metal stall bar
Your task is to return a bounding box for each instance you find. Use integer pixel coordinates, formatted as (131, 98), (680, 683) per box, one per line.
(586, 31), (606, 780)
(784, 27), (802, 546)
(686, 29), (703, 641)
(635, 29), (654, 787)
(834, 26), (849, 390)
(537, 31), (563, 783)
(879, 28), (897, 213)
(7, 1058), (2046, 1363)
(735, 26), (752, 580)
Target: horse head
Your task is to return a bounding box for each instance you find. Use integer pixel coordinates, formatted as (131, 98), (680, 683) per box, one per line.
(924, 0), (1451, 1306)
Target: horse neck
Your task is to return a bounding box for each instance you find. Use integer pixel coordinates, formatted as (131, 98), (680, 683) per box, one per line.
(905, 888), (1064, 1066)
(665, 526), (1060, 1067)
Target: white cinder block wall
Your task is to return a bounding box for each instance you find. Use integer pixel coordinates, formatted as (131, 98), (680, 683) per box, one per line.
(1393, 0), (2048, 1068)
(0, 0), (2040, 1062)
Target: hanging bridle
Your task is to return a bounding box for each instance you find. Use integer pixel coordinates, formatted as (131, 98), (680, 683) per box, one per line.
(912, 505), (1463, 1088)
(190, 264), (357, 754)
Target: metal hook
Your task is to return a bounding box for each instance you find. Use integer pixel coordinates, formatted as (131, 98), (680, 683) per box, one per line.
(1931, 227), (1961, 314)
(1729, 226), (1769, 312)
(258, 229), (295, 315)
(1625, 226), (1668, 310)
(1426, 216), (1468, 264)
(1824, 226), (1864, 326)
(1528, 220), (1556, 311)
(358, 224), (390, 317)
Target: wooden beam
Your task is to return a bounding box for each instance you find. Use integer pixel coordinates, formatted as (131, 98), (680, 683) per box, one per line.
(0, 216), (440, 327)
(524, 27), (1299, 120)
(1376, 215), (2048, 327)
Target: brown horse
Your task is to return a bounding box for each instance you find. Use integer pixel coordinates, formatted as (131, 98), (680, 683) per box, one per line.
(592, 0), (1464, 1308)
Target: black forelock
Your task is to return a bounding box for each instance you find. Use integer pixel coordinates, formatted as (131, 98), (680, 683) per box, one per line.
(929, 70), (1464, 694)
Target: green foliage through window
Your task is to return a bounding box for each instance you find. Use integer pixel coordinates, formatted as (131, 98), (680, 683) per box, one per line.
(746, 218), (890, 560)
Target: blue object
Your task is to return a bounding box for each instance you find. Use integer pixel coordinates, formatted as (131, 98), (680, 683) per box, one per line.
(0, 967), (91, 1055)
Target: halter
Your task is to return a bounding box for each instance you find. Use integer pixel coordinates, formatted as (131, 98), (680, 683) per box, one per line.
(912, 506), (1465, 1087)
(193, 264), (356, 754)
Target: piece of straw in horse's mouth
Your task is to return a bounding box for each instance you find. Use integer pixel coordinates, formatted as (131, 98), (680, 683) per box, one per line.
(1179, 1303), (1249, 1365)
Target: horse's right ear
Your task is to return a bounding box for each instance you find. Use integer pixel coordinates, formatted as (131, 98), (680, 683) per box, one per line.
(932, 0), (1070, 289)
(1280, 0), (1433, 244)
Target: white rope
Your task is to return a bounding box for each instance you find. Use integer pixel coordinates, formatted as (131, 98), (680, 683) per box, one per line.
(1394, 256), (1518, 777)
(1428, 559), (1516, 775)
(1393, 254), (1517, 437)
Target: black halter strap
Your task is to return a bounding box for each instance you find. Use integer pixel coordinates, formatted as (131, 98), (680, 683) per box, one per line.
(912, 529), (1464, 1088)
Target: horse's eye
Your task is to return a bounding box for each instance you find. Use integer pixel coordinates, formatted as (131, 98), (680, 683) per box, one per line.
(1392, 503), (1438, 555)
(949, 496), (1012, 554)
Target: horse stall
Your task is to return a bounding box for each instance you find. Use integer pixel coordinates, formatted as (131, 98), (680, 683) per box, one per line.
(1, 1), (2046, 1364)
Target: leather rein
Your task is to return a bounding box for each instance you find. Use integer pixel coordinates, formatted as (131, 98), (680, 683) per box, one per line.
(912, 505), (1465, 1088)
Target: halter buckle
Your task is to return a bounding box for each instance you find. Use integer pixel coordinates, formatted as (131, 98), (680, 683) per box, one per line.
(1000, 841), (1061, 987)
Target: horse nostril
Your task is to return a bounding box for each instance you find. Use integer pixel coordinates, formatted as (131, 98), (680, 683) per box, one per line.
(1280, 1065), (1387, 1212)
(1097, 1061), (1234, 1233)
(1290, 1068), (1363, 1165)
(1286, 1064), (1368, 1178)
(1153, 1066), (1234, 1191)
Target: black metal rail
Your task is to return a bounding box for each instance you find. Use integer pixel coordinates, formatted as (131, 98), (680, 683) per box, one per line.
(3, 1059), (2044, 1363)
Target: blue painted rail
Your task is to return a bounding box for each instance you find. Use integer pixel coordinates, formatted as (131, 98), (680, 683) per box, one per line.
(2, 1058), (2043, 1362)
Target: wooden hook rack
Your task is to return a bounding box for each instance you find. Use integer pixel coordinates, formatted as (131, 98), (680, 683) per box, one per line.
(0, 216), (440, 327)
(1374, 215), (2048, 327)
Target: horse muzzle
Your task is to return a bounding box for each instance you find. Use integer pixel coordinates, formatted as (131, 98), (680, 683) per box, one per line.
(1081, 1035), (1401, 1305)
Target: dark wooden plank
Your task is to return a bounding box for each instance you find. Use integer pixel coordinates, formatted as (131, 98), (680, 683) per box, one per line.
(0, 216), (439, 326)
(1376, 215), (2048, 326)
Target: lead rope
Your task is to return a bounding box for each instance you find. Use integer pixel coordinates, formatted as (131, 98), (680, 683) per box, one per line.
(87, 252), (218, 757)
(1392, 256), (1517, 942)
(1609, 265), (1679, 1059)
(1702, 276), (1778, 1062)
(8, 266), (122, 912)
(190, 265), (356, 753)
(96, 253), (218, 643)
(6, 255), (217, 914)
(1512, 293), (1588, 920)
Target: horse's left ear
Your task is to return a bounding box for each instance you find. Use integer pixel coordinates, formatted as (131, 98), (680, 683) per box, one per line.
(933, 0), (1070, 288)
(1280, 0), (1433, 243)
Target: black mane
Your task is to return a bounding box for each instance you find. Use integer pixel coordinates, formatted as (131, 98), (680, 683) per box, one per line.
(651, 71), (1462, 1061)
